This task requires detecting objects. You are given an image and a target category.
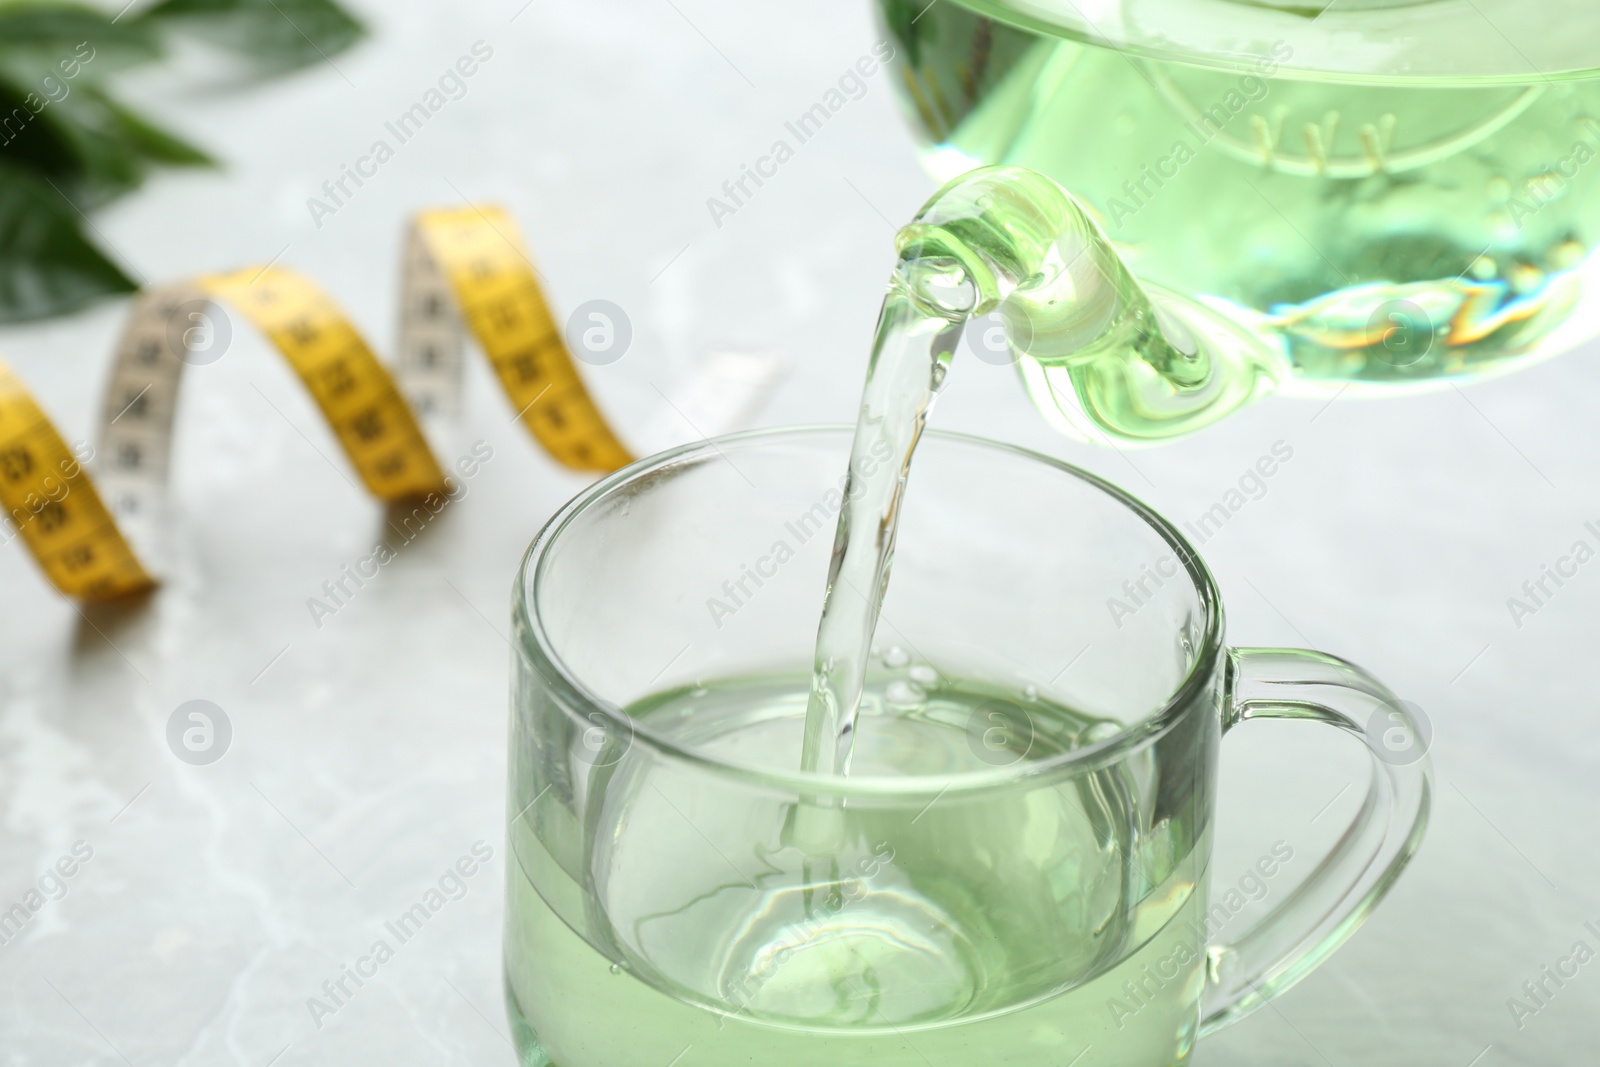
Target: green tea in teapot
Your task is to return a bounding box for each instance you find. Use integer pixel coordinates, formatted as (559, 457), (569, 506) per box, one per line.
(878, 0), (1600, 424)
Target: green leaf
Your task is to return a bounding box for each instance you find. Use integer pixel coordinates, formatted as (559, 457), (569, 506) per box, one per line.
(0, 2), (164, 76)
(138, 0), (365, 76)
(0, 77), (215, 207)
(0, 75), (146, 205)
(0, 161), (136, 323)
(96, 89), (214, 167)
(0, 0), (364, 325)
(0, 73), (81, 180)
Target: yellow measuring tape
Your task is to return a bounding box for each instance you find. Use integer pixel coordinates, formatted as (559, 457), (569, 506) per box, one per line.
(0, 360), (152, 599)
(1, 205), (779, 601)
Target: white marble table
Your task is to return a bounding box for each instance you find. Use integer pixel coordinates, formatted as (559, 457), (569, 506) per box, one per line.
(1, 1), (1596, 1064)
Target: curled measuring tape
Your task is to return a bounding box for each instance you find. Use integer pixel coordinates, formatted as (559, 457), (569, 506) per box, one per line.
(0, 205), (782, 601)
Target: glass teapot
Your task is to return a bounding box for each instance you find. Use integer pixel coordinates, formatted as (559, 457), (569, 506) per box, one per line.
(874, 0), (1600, 443)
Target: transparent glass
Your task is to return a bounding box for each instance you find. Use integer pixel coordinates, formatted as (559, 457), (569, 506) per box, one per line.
(898, 0), (1600, 81)
(504, 427), (1432, 1066)
(874, 1), (1600, 442)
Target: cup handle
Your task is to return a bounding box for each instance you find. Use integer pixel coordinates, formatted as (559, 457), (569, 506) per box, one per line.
(1200, 647), (1434, 1034)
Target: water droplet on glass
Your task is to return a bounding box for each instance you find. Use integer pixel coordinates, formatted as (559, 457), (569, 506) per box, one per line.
(609, 962), (623, 974)
(882, 646), (910, 668)
(908, 664), (938, 686)
(1084, 721), (1122, 744)
(885, 680), (925, 708)
(1023, 684), (1039, 701)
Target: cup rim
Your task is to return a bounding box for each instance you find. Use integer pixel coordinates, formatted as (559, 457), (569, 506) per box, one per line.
(515, 425), (1224, 799)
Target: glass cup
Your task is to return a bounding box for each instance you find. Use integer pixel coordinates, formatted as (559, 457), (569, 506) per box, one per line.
(504, 426), (1431, 1066)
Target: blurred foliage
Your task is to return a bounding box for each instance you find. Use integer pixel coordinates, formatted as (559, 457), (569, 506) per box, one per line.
(0, 0), (366, 324)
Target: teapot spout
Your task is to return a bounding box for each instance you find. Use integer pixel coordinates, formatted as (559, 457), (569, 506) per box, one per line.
(897, 166), (1288, 445)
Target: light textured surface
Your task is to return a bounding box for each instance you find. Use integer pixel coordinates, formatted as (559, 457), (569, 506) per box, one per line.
(1, 1), (1598, 1064)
